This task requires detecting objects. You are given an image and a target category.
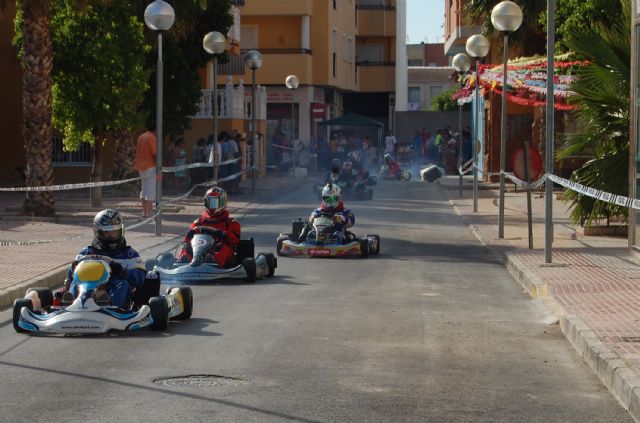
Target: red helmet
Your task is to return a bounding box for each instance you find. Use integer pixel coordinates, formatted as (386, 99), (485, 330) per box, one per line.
(203, 187), (228, 216)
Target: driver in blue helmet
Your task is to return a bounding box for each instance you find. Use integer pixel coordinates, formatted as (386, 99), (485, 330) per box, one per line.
(307, 183), (355, 244)
(58, 209), (147, 309)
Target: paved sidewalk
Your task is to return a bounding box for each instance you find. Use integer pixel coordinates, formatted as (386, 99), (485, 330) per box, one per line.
(0, 174), (308, 309)
(438, 175), (640, 421)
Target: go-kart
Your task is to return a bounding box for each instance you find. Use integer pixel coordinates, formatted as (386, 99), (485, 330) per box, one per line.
(380, 164), (411, 181)
(148, 226), (276, 283)
(12, 255), (192, 334)
(312, 172), (373, 200)
(276, 213), (380, 258)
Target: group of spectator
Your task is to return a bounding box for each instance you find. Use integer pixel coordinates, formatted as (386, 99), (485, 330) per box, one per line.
(403, 127), (472, 175)
(164, 130), (245, 194)
(270, 130), (376, 176)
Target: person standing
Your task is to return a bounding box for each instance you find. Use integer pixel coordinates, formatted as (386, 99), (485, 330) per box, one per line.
(384, 129), (397, 159)
(135, 125), (157, 218)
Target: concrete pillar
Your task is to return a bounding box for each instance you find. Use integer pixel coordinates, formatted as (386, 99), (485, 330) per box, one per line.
(395, 0), (408, 112)
(301, 15), (311, 50)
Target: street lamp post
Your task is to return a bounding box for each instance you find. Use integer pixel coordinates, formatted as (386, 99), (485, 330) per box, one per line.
(465, 34), (490, 212)
(144, 0), (175, 236)
(203, 31), (227, 183)
(244, 50), (263, 195)
(285, 74), (300, 178)
(545, 0), (556, 262)
(491, 0), (523, 239)
(452, 53), (471, 198)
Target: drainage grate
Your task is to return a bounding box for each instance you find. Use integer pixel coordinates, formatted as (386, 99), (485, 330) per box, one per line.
(154, 374), (248, 388)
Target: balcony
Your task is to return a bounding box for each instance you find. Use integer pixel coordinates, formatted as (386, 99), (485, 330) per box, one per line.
(356, 62), (395, 93)
(356, 2), (396, 37)
(241, 0), (312, 16)
(193, 79), (267, 121)
(238, 49), (313, 85)
(444, 24), (482, 56)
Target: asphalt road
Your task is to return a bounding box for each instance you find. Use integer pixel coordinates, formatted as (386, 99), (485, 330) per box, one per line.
(0, 178), (632, 422)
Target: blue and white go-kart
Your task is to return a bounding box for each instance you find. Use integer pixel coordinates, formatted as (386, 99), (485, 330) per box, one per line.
(148, 226), (276, 284)
(12, 255), (192, 334)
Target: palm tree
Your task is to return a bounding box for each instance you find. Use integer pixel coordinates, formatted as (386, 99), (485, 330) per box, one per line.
(557, 0), (630, 225)
(465, 0), (546, 58)
(19, 0), (55, 216)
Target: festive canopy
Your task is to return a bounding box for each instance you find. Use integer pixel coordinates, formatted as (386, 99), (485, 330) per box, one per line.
(453, 55), (588, 110)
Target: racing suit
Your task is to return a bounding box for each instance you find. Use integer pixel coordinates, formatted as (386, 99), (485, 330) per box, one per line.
(308, 201), (355, 244)
(65, 240), (146, 308)
(177, 209), (241, 267)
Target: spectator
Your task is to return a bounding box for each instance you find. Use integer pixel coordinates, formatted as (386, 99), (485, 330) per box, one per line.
(134, 124), (157, 218)
(384, 129), (397, 159)
(192, 137), (207, 184)
(308, 137), (318, 174)
(173, 137), (188, 191)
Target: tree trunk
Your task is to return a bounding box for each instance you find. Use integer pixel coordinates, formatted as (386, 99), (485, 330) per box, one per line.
(90, 138), (104, 208)
(112, 129), (136, 180)
(22, 2), (55, 217)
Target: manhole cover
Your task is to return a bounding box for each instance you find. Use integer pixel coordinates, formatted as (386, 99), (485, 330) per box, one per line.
(154, 374), (248, 388)
(620, 337), (640, 343)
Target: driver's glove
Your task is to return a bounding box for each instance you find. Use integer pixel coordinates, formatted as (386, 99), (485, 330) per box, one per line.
(212, 229), (225, 240)
(334, 214), (346, 224)
(109, 261), (125, 278)
(184, 229), (195, 240)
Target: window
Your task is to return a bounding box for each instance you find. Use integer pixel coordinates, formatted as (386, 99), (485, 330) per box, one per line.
(347, 37), (353, 62)
(52, 136), (92, 167)
(332, 29), (338, 77)
(430, 85), (443, 99)
(333, 0), (337, 10)
(240, 25), (259, 49)
(408, 87), (421, 103)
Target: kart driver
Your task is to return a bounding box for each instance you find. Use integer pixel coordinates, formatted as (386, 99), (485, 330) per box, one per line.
(59, 209), (147, 309)
(306, 183), (355, 244)
(177, 186), (241, 267)
(382, 153), (401, 178)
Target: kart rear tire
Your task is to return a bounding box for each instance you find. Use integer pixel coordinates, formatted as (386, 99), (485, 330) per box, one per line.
(242, 258), (257, 283)
(26, 287), (53, 309)
(13, 299), (33, 333)
(401, 171), (411, 181)
(367, 234), (381, 255)
(259, 252), (277, 277)
(276, 234), (291, 257)
(359, 238), (370, 258)
(144, 258), (156, 271)
(167, 286), (193, 320)
(149, 296), (169, 331)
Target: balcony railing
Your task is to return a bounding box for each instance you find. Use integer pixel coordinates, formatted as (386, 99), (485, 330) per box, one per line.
(356, 0), (396, 10)
(356, 61), (395, 66)
(240, 48), (312, 55)
(193, 78), (266, 121)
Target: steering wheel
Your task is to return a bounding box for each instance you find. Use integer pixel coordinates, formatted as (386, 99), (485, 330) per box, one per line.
(188, 226), (223, 239)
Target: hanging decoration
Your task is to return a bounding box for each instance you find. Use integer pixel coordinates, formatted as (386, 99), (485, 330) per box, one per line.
(452, 55), (588, 110)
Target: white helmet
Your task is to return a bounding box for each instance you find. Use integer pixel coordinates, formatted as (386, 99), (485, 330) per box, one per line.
(321, 183), (341, 209)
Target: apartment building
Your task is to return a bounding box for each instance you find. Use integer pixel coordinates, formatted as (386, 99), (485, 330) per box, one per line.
(213, 0), (402, 148)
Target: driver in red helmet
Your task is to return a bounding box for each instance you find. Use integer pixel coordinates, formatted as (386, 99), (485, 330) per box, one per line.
(177, 187), (241, 267)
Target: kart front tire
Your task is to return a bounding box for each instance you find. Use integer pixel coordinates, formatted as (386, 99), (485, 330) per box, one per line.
(167, 286), (193, 320)
(149, 296), (169, 330)
(26, 287), (53, 309)
(242, 258), (257, 283)
(359, 238), (370, 258)
(276, 234), (291, 257)
(13, 299), (33, 333)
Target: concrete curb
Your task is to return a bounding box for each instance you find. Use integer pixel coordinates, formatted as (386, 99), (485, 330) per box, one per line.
(561, 315), (640, 422)
(448, 197), (640, 422)
(0, 266), (68, 310)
